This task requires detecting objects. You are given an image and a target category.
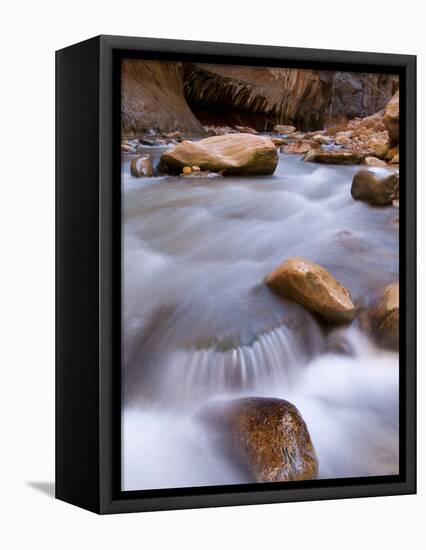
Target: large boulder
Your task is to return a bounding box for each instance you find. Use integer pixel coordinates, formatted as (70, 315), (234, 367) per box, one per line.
(304, 149), (368, 165)
(161, 134), (279, 175)
(351, 168), (399, 205)
(383, 90), (399, 147)
(365, 282), (399, 350)
(200, 397), (318, 482)
(265, 256), (355, 324)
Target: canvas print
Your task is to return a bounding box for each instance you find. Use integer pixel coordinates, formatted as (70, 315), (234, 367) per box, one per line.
(120, 60), (400, 491)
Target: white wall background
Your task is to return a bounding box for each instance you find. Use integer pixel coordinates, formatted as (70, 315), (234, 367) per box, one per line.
(0, 1), (423, 548)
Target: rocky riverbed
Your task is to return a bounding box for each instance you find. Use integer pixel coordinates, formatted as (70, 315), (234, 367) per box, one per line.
(121, 139), (399, 489)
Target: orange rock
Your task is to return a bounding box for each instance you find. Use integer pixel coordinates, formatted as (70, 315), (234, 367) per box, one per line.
(266, 256), (355, 323)
(161, 134), (279, 175)
(383, 90), (399, 146)
(200, 397), (318, 482)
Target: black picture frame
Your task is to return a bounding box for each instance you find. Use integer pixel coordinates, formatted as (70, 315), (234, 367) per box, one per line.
(56, 35), (416, 514)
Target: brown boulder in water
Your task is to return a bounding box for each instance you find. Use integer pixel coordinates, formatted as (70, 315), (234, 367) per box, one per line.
(351, 168), (399, 205)
(366, 282), (399, 350)
(130, 156), (154, 177)
(200, 397), (318, 482)
(383, 90), (399, 147)
(304, 149), (368, 165)
(161, 134), (278, 176)
(265, 256), (355, 324)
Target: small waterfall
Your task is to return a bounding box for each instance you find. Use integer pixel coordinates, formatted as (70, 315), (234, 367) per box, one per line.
(121, 154), (399, 490)
(136, 322), (324, 406)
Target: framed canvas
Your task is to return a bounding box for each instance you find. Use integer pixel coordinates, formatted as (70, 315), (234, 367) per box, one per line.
(56, 35), (416, 514)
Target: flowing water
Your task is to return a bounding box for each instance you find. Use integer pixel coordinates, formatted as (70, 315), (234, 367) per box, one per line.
(121, 150), (399, 491)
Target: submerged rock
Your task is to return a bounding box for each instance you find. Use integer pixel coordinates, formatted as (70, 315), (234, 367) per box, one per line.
(200, 397), (318, 482)
(351, 168), (399, 205)
(365, 282), (399, 350)
(304, 149), (368, 165)
(265, 256), (355, 324)
(326, 331), (356, 356)
(161, 134), (279, 176)
(130, 155), (154, 177)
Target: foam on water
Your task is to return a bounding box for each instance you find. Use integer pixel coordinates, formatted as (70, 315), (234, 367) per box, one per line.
(121, 153), (399, 490)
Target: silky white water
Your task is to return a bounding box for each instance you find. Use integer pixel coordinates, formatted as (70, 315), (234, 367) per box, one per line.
(121, 152), (399, 490)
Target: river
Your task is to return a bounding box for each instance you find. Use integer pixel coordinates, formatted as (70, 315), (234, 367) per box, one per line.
(121, 150), (399, 491)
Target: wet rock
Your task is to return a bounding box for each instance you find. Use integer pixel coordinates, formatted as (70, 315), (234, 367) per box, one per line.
(161, 134), (278, 176)
(282, 140), (319, 154)
(265, 256), (355, 324)
(163, 131), (181, 139)
(203, 125), (238, 136)
(366, 282), (399, 350)
(235, 125), (259, 135)
(274, 124), (296, 134)
(391, 153), (399, 164)
(139, 137), (158, 146)
(271, 137), (288, 147)
(130, 155), (154, 177)
(383, 90), (399, 147)
(335, 134), (351, 145)
(311, 134), (329, 144)
(385, 146), (398, 161)
(366, 138), (388, 159)
(364, 156), (388, 167)
(121, 142), (136, 153)
(351, 168), (399, 205)
(200, 397), (318, 482)
(304, 149), (368, 165)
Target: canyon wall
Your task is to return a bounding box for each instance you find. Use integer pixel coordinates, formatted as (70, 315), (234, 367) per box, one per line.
(121, 59), (398, 134)
(121, 59), (204, 135)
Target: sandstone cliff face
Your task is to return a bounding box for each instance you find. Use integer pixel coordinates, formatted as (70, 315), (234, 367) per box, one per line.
(325, 72), (398, 125)
(121, 59), (204, 135)
(121, 59), (399, 135)
(183, 63), (333, 131)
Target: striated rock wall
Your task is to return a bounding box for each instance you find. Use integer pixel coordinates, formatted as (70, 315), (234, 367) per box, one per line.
(183, 63), (333, 131)
(121, 59), (399, 134)
(121, 59), (204, 135)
